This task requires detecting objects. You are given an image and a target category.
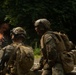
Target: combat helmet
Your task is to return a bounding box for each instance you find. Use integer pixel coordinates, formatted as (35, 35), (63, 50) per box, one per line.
(11, 27), (26, 39)
(34, 18), (51, 30)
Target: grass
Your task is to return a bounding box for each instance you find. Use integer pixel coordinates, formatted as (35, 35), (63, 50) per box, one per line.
(34, 48), (40, 55)
(34, 48), (41, 58)
(34, 55), (40, 58)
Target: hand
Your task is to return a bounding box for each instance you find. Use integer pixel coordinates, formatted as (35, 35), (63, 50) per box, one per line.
(31, 67), (39, 72)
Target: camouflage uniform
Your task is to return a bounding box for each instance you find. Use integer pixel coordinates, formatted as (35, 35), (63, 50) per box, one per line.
(40, 31), (65, 75)
(34, 19), (65, 75)
(0, 34), (12, 72)
(0, 36), (11, 62)
(1, 43), (34, 75)
(1, 43), (19, 75)
(0, 27), (34, 75)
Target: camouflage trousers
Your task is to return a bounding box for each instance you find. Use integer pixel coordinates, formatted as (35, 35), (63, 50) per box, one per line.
(52, 63), (65, 75)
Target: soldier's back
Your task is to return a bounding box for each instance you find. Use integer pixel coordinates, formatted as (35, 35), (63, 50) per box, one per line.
(14, 43), (34, 75)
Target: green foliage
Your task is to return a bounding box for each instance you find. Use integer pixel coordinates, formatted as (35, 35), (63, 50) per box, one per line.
(0, 0), (76, 44)
(34, 48), (40, 55)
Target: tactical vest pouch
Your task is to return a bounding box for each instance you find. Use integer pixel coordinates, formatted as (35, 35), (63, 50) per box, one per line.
(60, 51), (74, 73)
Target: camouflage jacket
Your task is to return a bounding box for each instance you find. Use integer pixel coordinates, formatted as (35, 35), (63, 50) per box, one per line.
(0, 42), (34, 75)
(0, 43), (19, 68)
(40, 31), (58, 69)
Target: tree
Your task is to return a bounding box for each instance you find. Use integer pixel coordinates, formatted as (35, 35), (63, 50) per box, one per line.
(0, 0), (76, 45)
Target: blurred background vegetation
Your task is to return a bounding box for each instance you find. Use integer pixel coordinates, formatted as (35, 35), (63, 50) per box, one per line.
(0, 0), (76, 51)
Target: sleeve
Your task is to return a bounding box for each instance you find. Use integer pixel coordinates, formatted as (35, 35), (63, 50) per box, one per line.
(1, 46), (10, 63)
(0, 47), (7, 70)
(44, 34), (58, 64)
(1, 45), (14, 62)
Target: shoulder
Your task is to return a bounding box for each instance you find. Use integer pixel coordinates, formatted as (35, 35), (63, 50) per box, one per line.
(5, 44), (14, 49)
(42, 31), (54, 44)
(1, 44), (14, 52)
(19, 45), (34, 53)
(19, 45), (34, 58)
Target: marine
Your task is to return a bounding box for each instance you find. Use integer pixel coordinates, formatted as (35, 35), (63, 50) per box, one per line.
(0, 27), (34, 75)
(32, 18), (70, 75)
